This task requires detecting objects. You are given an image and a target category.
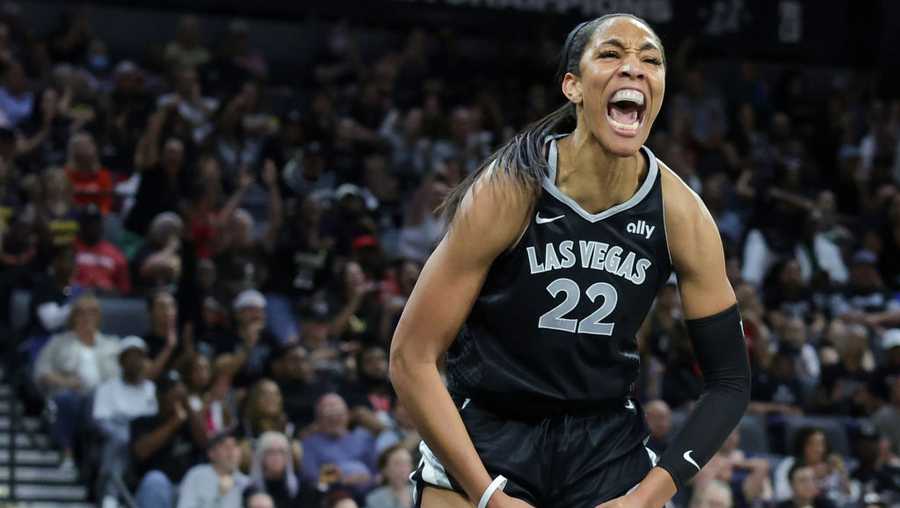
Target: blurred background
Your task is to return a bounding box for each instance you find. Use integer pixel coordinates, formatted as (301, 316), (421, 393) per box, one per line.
(0, 1), (899, 507)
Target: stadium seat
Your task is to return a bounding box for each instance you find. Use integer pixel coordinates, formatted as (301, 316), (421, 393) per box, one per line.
(738, 414), (770, 454)
(99, 298), (149, 338)
(782, 415), (851, 457)
(10, 289), (31, 333)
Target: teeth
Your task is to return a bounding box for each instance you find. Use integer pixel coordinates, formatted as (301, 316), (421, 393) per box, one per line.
(608, 116), (639, 131)
(610, 89), (644, 106)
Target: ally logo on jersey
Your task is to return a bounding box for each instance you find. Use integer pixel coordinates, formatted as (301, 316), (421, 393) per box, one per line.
(526, 240), (652, 285)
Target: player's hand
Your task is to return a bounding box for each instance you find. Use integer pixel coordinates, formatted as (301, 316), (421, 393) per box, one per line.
(487, 491), (536, 508)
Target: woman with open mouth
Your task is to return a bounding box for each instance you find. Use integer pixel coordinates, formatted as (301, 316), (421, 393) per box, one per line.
(390, 13), (751, 508)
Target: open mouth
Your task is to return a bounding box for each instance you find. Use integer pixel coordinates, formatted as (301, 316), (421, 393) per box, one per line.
(606, 88), (647, 137)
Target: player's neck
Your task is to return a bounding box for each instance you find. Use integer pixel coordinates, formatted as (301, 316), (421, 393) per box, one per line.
(555, 129), (645, 214)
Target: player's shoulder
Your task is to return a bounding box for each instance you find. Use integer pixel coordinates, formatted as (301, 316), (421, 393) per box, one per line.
(656, 158), (714, 234)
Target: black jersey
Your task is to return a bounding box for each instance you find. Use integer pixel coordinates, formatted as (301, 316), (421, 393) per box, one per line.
(446, 136), (673, 412)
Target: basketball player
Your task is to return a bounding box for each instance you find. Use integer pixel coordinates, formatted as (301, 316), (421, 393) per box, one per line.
(389, 14), (751, 508)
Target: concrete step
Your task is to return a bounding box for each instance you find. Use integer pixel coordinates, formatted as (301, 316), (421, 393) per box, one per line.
(0, 465), (80, 483)
(2, 482), (88, 501)
(0, 415), (44, 431)
(0, 448), (61, 466)
(0, 431), (52, 449)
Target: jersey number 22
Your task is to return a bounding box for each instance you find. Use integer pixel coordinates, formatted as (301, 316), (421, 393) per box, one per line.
(538, 278), (617, 335)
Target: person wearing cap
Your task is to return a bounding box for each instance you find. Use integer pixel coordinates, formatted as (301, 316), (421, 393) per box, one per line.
(73, 205), (131, 295)
(177, 428), (249, 508)
(92, 336), (158, 508)
(131, 370), (208, 508)
(223, 289), (278, 388)
(851, 424), (900, 498)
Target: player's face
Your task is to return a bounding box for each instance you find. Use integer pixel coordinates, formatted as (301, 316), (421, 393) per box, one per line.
(564, 18), (665, 156)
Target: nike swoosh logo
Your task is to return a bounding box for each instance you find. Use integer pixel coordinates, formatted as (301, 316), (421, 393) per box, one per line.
(536, 213), (565, 224)
(624, 399), (635, 411)
(683, 450), (700, 471)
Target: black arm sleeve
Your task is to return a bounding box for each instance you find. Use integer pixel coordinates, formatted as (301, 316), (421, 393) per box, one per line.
(655, 304), (751, 490)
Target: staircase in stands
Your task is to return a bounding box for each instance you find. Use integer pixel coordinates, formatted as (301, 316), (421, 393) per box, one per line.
(0, 378), (93, 507)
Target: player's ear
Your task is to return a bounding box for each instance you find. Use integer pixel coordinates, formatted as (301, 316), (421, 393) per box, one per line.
(562, 72), (583, 105)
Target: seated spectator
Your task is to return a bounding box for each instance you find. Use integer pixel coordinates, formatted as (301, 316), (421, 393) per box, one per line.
(223, 290), (279, 388)
(777, 316), (821, 392)
(0, 60), (34, 127)
(131, 212), (186, 291)
(92, 336), (158, 507)
(127, 132), (189, 236)
(776, 463), (837, 508)
(64, 132), (114, 213)
(73, 206), (131, 295)
(689, 479), (732, 508)
(22, 245), (81, 358)
(870, 329), (900, 403)
(813, 321), (875, 416)
(143, 289), (189, 380)
(341, 345), (394, 434)
(750, 349), (806, 415)
(397, 173), (447, 263)
(374, 400), (420, 459)
(131, 370), (208, 508)
(178, 429), (249, 508)
(239, 379), (301, 467)
(29, 167), (81, 252)
(832, 250), (900, 327)
(249, 431), (301, 508)
(298, 297), (342, 374)
(215, 206), (275, 300)
(851, 424), (900, 500)
(181, 352), (236, 435)
(774, 427), (858, 505)
(364, 444), (413, 508)
(644, 399), (672, 454)
(694, 429), (773, 508)
(33, 292), (120, 468)
(872, 376), (900, 456)
(270, 342), (334, 430)
(302, 393), (376, 496)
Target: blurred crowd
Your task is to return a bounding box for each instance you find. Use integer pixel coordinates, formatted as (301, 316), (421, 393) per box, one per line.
(0, 4), (899, 508)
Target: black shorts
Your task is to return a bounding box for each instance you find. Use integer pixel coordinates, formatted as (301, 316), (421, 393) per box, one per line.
(412, 396), (656, 508)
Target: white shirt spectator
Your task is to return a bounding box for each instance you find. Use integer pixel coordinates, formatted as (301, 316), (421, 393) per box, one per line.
(34, 331), (120, 396)
(177, 464), (249, 508)
(92, 377), (158, 422)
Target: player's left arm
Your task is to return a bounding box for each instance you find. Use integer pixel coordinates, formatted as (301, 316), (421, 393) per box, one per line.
(603, 164), (751, 508)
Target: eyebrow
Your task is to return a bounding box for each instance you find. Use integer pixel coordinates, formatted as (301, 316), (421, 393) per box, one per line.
(599, 38), (660, 53)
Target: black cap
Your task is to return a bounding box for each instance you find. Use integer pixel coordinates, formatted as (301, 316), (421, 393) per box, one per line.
(298, 298), (330, 322)
(156, 369), (183, 395)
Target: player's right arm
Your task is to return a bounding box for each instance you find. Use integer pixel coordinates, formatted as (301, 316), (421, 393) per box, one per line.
(389, 166), (533, 508)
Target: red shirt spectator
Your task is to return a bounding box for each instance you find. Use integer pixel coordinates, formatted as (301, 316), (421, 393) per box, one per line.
(65, 132), (114, 213)
(73, 208), (131, 295)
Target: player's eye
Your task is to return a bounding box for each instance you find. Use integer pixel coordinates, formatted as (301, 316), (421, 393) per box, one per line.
(643, 57), (662, 66)
(599, 50), (619, 59)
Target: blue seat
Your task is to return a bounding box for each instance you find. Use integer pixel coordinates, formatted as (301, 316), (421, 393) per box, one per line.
(99, 298), (149, 338)
(739, 414), (770, 455)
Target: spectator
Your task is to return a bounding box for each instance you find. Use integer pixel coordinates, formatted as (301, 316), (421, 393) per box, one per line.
(224, 289), (279, 388)
(301, 393), (376, 495)
(34, 292), (120, 468)
(92, 336), (158, 507)
(164, 16), (210, 70)
(0, 60), (33, 126)
(364, 444), (413, 508)
(131, 370), (208, 508)
(29, 167), (80, 252)
(126, 134), (188, 236)
(248, 431), (301, 508)
(872, 376), (900, 456)
(270, 342), (334, 430)
(178, 430), (249, 508)
(64, 132), (114, 213)
(244, 490), (275, 508)
(131, 212), (185, 291)
(644, 399), (673, 455)
(688, 479), (732, 508)
(155, 66), (218, 144)
(397, 173), (447, 263)
(22, 245), (81, 356)
(374, 400), (420, 458)
(776, 463), (836, 508)
(851, 424), (900, 501)
(142, 289), (188, 380)
(341, 345), (394, 433)
(778, 316), (821, 391)
(180, 352), (236, 435)
(813, 321), (875, 416)
(73, 206), (131, 295)
(774, 427), (857, 505)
